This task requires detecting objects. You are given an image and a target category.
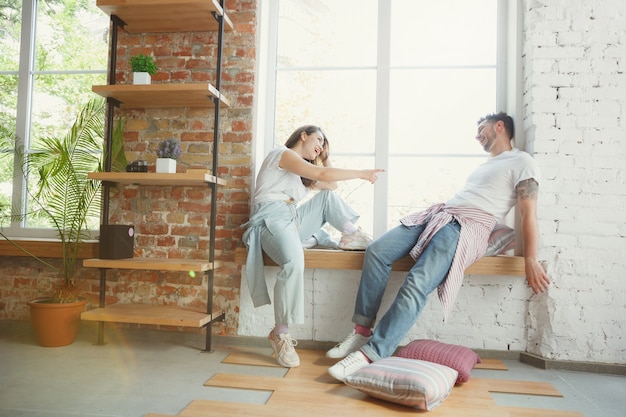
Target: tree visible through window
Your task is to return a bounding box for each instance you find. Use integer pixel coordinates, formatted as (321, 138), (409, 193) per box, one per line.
(0, 0), (108, 235)
(259, 0), (505, 238)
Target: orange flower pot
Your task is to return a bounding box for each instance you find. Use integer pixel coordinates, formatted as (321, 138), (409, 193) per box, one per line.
(27, 298), (87, 347)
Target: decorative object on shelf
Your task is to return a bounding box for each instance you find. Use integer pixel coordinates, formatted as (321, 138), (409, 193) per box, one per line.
(99, 224), (135, 259)
(126, 159), (148, 172)
(0, 98), (108, 347)
(130, 53), (158, 85)
(156, 138), (182, 173)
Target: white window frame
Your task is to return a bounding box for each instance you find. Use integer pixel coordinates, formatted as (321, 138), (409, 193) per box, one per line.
(255, 0), (523, 238)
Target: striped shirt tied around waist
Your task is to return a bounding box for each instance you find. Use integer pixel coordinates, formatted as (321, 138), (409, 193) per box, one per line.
(400, 204), (497, 320)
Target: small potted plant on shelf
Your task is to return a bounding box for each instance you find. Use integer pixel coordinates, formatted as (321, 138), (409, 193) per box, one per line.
(130, 53), (158, 85)
(0, 97), (126, 347)
(156, 138), (182, 173)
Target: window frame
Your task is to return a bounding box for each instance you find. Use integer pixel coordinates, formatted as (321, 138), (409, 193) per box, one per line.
(256, 0), (523, 239)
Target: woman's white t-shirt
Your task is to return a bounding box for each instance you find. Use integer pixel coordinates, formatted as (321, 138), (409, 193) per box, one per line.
(252, 146), (307, 206)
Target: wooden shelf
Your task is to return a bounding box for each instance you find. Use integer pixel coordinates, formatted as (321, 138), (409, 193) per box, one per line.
(88, 170), (227, 186)
(81, 303), (214, 327)
(234, 247), (526, 277)
(92, 83), (229, 109)
(96, 0), (234, 33)
(83, 257), (223, 272)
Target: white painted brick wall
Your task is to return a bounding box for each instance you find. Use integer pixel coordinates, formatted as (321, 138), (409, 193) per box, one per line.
(239, 0), (626, 365)
(524, 0), (626, 364)
(239, 266), (530, 353)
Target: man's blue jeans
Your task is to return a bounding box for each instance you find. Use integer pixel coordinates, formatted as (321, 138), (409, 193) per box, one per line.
(355, 221), (461, 361)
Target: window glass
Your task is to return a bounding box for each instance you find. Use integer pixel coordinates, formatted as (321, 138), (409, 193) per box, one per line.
(390, 0), (497, 67)
(274, 70), (377, 154)
(277, 0), (377, 68)
(31, 1), (108, 147)
(0, 0), (108, 233)
(264, 0), (501, 232)
(388, 69), (496, 155)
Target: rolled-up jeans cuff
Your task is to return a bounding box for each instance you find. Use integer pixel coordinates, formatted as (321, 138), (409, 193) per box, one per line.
(352, 313), (375, 328)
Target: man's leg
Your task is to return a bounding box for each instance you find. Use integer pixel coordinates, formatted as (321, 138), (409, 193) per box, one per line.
(326, 224), (424, 359)
(352, 224), (426, 327)
(360, 220), (461, 361)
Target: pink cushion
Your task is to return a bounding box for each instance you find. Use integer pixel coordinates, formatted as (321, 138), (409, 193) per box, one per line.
(395, 339), (481, 383)
(485, 224), (515, 256)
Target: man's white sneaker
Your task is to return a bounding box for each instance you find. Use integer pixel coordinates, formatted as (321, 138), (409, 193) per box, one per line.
(338, 227), (372, 251)
(268, 330), (300, 368)
(328, 351), (370, 382)
(326, 331), (371, 359)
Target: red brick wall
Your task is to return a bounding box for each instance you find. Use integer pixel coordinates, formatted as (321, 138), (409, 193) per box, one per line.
(0, 0), (255, 336)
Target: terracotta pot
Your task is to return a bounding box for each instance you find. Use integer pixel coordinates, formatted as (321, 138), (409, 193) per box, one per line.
(27, 298), (87, 347)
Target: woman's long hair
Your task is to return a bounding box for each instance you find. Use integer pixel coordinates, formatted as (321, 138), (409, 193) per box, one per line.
(284, 125), (329, 188)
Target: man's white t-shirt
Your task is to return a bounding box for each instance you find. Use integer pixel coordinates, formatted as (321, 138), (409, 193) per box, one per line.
(446, 148), (540, 221)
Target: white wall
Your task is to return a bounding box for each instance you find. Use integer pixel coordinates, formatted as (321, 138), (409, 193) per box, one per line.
(239, 267), (532, 351)
(239, 0), (626, 365)
(522, 0), (626, 364)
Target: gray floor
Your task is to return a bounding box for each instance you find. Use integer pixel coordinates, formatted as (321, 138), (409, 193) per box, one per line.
(1, 321), (624, 417)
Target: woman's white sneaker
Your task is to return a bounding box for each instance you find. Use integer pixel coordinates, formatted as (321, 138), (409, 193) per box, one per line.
(268, 330), (300, 368)
(338, 227), (373, 250)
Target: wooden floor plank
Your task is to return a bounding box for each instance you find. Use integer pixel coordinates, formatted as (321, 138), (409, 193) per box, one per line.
(475, 358), (509, 370)
(477, 378), (563, 397)
(222, 350), (282, 367)
(506, 407), (586, 417)
(205, 373), (281, 391)
(144, 415), (177, 417)
(160, 348), (581, 417)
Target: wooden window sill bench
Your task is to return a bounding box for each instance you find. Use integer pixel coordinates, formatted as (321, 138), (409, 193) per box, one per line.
(0, 239), (98, 259)
(234, 247), (525, 277)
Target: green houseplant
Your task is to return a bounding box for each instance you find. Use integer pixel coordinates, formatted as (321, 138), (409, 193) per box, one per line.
(0, 97), (125, 346)
(130, 53), (158, 85)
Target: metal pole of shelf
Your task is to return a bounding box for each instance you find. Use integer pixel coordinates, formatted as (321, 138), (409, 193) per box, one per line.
(204, 2), (226, 353)
(97, 14), (125, 346)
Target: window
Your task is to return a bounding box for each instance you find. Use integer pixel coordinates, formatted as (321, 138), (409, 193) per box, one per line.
(256, 0), (520, 238)
(0, 0), (108, 237)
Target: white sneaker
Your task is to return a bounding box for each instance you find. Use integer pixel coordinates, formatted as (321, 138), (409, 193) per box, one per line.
(328, 351), (370, 382)
(338, 227), (372, 251)
(326, 331), (371, 358)
(268, 330), (300, 368)
(301, 236), (318, 249)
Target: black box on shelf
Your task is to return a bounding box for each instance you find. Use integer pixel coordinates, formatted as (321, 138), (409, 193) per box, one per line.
(99, 225), (134, 259)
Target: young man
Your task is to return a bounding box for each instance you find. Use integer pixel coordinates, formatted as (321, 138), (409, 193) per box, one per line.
(327, 112), (551, 381)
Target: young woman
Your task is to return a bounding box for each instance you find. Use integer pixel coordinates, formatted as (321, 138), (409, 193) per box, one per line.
(242, 125), (383, 368)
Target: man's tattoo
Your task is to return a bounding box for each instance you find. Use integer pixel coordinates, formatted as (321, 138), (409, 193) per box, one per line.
(516, 178), (538, 199)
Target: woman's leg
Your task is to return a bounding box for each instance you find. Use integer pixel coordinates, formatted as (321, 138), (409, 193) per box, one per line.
(260, 223), (306, 324)
(296, 190), (360, 239)
(360, 221), (461, 361)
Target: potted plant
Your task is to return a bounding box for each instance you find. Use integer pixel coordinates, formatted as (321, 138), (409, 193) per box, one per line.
(130, 53), (158, 85)
(0, 97), (125, 347)
(156, 138), (182, 173)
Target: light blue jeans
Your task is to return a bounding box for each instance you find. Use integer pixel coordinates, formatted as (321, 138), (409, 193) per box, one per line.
(355, 221), (461, 361)
(258, 190), (359, 324)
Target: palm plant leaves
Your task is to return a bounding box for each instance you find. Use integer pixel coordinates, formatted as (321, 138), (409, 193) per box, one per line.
(2, 97), (105, 293)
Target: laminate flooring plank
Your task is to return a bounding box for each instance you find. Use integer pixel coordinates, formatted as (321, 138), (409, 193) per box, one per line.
(505, 407), (586, 417)
(164, 348), (579, 417)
